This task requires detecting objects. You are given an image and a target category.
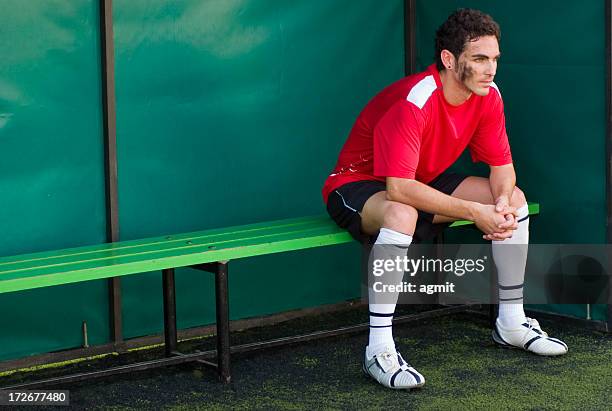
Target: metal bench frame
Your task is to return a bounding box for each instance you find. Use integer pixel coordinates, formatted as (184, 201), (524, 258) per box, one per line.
(0, 205), (540, 389)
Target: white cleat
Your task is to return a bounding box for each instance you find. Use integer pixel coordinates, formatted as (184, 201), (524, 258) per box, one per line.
(362, 348), (425, 389)
(493, 317), (568, 356)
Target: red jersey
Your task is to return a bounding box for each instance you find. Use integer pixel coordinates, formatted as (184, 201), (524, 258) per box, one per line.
(322, 64), (512, 203)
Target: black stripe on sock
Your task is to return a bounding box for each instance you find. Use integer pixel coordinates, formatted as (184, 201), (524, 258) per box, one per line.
(369, 311), (394, 317)
(498, 283), (524, 290)
(499, 297), (523, 302)
(517, 215), (529, 223)
(369, 325), (392, 328)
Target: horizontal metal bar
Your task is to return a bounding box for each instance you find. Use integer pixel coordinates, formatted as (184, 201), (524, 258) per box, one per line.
(190, 262), (219, 273)
(0, 300), (361, 373)
(195, 359), (218, 369)
(2, 351), (212, 389)
(466, 308), (610, 333)
(2, 306), (470, 389)
(229, 305), (474, 355)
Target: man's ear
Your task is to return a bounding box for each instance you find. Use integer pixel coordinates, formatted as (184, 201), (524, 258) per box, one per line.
(440, 50), (456, 71)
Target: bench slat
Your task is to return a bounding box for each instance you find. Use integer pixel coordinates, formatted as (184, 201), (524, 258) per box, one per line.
(1, 224), (350, 278)
(0, 229), (353, 293)
(0, 215), (335, 268)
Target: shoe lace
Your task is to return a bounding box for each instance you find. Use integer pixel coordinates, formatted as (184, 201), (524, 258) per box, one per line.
(521, 317), (548, 344)
(379, 351), (400, 372)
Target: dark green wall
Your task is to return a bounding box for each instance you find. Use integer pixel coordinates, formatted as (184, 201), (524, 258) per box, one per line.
(0, 0), (404, 360)
(415, 0), (607, 321)
(0, 1), (111, 361)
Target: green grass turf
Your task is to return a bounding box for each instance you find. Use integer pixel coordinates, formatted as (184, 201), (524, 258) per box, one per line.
(2, 307), (610, 410)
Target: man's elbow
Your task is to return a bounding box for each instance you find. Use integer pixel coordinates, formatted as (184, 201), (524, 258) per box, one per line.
(385, 179), (414, 202)
(386, 189), (401, 202)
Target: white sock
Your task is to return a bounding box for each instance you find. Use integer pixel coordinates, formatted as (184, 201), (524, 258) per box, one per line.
(492, 204), (529, 328)
(367, 228), (412, 359)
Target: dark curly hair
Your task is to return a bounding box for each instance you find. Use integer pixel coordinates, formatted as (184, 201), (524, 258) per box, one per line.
(435, 9), (500, 71)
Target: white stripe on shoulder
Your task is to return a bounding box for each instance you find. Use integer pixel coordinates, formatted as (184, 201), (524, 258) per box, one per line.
(490, 81), (501, 96)
(406, 75), (437, 109)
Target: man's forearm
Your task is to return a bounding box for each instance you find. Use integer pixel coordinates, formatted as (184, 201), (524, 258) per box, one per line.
(386, 177), (479, 221)
(489, 164), (516, 203)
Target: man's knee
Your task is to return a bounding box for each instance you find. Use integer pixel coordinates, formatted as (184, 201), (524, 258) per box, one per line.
(382, 201), (418, 234)
(511, 186), (527, 208)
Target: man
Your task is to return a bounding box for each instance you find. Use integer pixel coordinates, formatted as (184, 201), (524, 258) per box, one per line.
(322, 9), (568, 390)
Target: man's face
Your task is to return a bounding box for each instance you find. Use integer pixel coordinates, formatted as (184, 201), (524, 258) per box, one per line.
(454, 35), (500, 96)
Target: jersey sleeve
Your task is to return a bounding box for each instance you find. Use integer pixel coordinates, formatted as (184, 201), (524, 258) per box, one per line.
(373, 100), (425, 179)
(469, 87), (513, 166)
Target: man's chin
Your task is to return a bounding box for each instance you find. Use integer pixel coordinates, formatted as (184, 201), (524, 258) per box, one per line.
(472, 86), (490, 97)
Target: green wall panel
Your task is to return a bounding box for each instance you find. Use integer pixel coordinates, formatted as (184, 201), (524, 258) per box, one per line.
(415, 1), (607, 321)
(0, 1), (108, 360)
(113, 1), (404, 338)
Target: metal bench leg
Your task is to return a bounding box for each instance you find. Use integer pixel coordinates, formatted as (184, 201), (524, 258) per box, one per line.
(215, 262), (231, 383)
(488, 304), (497, 329)
(162, 268), (178, 356)
(489, 265), (498, 329)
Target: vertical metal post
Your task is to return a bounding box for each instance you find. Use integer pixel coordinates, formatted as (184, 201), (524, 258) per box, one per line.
(404, 0), (416, 75)
(99, 0), (123, 345)
(489, 258), (498, 329)
(605, 0), (612, 331)
(162, 268), (178, 356)
(108, 279), (122, 347)
(362, 242), (373, 307)
(215, 262), (231, 383)
(488, 302), (497, 329)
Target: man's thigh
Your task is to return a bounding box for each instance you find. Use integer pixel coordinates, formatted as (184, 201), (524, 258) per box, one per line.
(361, 172), (470, 240)
(431, 176), (529, 223)
(360, 191), (399, 235)
(356, 175), (489, 231)
(326, 180), (387, 243)
(432, 176), (494, 223)
(327, 174), (502, 242)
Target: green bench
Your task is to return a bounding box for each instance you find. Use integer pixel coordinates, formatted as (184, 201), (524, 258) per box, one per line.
(0, 203), (539, 387)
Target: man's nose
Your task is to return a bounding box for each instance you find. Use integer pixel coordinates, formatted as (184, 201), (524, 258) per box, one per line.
(486, 60), (497, 76)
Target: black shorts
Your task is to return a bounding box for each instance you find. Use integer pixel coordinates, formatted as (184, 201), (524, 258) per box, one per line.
(326, 172), (468, 244)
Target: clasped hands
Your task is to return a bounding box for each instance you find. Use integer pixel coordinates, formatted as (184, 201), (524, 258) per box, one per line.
(475, 196), (520, 241)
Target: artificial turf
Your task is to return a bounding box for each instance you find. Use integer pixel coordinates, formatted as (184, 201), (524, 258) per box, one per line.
(2, 306), (611, 410)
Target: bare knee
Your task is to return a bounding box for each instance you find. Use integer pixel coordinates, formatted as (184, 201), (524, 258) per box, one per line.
(382, 202), (418, 235)
(510, 186), (527, 208)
